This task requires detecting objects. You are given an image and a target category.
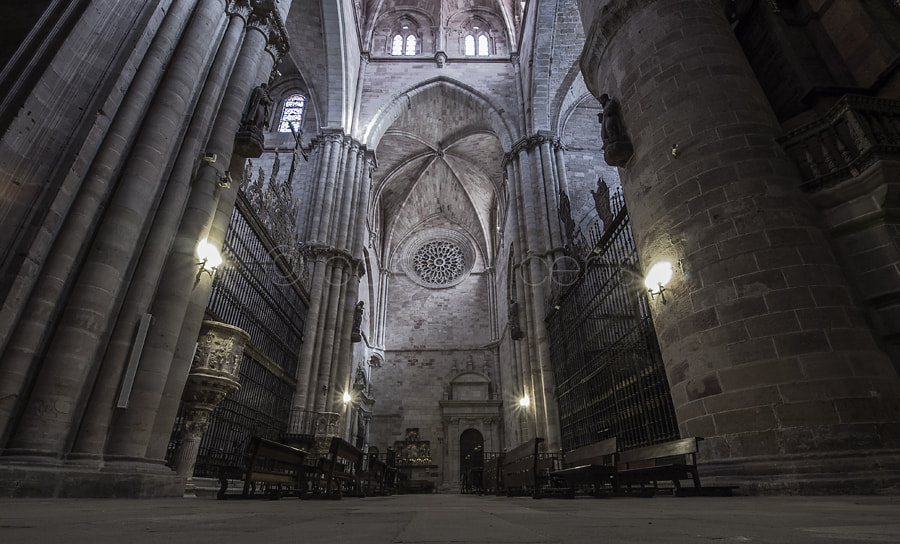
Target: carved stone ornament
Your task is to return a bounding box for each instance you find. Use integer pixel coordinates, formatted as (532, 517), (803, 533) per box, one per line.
(598, 93), (634, 167)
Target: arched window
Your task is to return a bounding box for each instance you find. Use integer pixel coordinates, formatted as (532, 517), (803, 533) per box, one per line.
(391, 34), (404, 55)
(405, 34), (417, 56)
(477, 34), (489, 56)
(277, 94), (306, 133)
(464, 35), (475, 56)
(464, 22), (491, 56)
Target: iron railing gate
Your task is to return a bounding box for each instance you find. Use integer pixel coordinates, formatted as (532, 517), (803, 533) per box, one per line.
(548, 203), (679, 451)
(166, 195), (307, 476)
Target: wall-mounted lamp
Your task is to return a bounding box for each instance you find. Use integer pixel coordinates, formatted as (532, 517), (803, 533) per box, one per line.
(644, 260), (674, 304)
(217, 171), (232, 189)
(519, 395), (530, 408)
(671, 144), (679, 158)
(342, 390), (353, 404)
(195, 238), (222, 284)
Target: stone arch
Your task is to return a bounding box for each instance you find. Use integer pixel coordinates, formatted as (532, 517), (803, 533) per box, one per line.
(361, 77), (516, 152)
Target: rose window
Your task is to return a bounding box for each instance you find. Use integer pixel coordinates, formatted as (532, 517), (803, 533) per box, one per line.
(413, 241), (466, 285)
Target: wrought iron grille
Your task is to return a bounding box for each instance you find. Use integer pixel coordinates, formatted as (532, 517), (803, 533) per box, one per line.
(547, 205), (679, 451)
(206, 197), (307, 377)
(190, 356), (294, 477)
(166, 196), (307, 475)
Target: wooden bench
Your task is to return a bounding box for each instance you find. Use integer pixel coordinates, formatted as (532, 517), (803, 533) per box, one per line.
(363, 451), (387, 496)
(216, 436), (307, 499)
(549, 437), (618, 497)
(502, 438), (554, 498)
(482, 453), (504, 495)
(315, 436), (364, 498)
(616, 437), (704, 495)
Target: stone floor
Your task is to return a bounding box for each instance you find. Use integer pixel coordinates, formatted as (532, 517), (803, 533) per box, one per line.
(1, 493), (899, 544)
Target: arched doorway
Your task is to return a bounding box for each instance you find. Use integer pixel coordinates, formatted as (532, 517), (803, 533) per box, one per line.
(459, 428), (484, 494)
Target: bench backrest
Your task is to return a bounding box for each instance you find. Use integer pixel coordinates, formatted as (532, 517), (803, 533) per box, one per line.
(618, 437), (702, 467)
(504, 437), (544, 463)
(247, 436), (306, 468)
(564, 437), (617, 467)
(329, 436), (364, 465)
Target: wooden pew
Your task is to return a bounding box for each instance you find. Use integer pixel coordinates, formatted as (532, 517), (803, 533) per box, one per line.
(216, 436), (307, 500)
(319, 436), (365, 498)
(363, 450), (387, 496)
(482, 453), (504, 495)
(502, 438), (552, 498)
(549, 437), (618, 497)
(616, 437), (705, 495)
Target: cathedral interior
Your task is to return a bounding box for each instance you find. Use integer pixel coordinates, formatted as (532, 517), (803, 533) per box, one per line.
(1, 0), (900, 498)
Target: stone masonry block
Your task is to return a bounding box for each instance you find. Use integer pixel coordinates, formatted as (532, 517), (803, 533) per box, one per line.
(699, 322), (750, 347)
(773, 330), (830, 357)
(719, 357), (802, 390)
(698, 253), (759, 287)
(718, 232), (770, 260)
(713, 406), (778, 435)
(767, 227), (814, 248)
(684, 373), (723, 401)
(745, 311), (801, 338)
(764, 287), (815, 312)
(725, 429), (784, 457)
(809, 285), (853, 307)
(702, 385), (782, 413)
(795, 307), (851, 330)
(733, 269), (788, 297)
(717, 296), (768, 324)
(775, 401), (840, 428)
(677, 307), (719, 338)
(826, 328), (878, 352)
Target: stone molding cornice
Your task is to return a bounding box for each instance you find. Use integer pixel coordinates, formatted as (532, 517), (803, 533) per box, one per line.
(501, 131), (566, 168)
(304, 242), (364, 273)
(247, 0), (290, 61)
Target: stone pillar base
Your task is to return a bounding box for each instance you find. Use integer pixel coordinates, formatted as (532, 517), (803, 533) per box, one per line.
(699, 450), (900, 495)
(0, 459), (185, 498)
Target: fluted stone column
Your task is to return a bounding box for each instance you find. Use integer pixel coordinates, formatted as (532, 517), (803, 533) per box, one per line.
(144, 3), (289, 464)
(171, 321), (249, 494)
(70, 0), (242, 462)
(503, 137), (563, 451)
(579, 0), (900, 491)
(103, 0), (285, 462)
(4, 0), (219, 458)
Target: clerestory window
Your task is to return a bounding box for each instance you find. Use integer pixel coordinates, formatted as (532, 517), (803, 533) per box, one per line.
(277, 94), (306, 133)
(391, 19), (418, 56)
(464, 27), (490, 56)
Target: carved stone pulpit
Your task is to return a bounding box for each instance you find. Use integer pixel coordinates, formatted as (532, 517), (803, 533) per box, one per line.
(171, 320), (250, 494)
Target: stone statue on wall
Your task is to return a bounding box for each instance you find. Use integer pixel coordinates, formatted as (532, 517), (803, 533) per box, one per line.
(508, 298), (524, 340)
(351, 301), (364, 342)
(558, 190), (576, 245)
(598, 93), (634, 167)
(242, 83), (273, 131)
(590, 176), (614, 231)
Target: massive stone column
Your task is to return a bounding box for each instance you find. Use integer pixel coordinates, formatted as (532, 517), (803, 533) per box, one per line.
(579, 0), (900, 492)
(3, 0), (218, 459)
(503, 134), (566, 451)
(0, 0), (191, 450)
(70, 0), (244, 463)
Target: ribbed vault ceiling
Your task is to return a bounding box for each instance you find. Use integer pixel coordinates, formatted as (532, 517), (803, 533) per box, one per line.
(374, 87), (504, 270)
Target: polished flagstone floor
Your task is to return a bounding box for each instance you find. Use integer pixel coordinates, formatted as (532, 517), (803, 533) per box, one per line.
(1, 493), (899, 544)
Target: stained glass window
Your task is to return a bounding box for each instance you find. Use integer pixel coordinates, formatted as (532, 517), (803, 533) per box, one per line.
(277, 94), (306, 133)
(392, 34), (404, 55)
(405, 34), (417, 56)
